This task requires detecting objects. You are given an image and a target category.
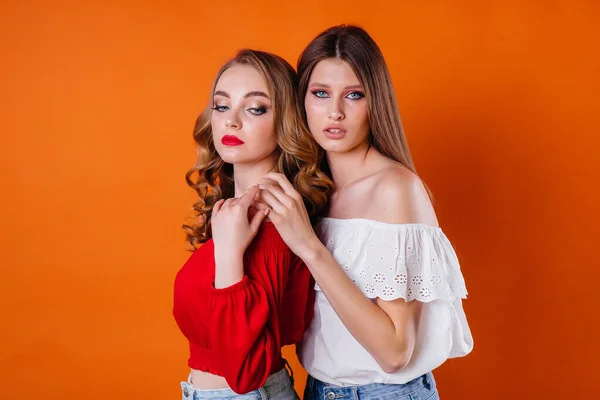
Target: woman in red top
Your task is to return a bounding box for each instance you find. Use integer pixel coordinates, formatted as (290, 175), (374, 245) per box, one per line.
(173, 49), (332, 399)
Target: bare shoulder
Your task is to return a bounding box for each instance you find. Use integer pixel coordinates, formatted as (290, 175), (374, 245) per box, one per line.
(369, 164), (438, 226)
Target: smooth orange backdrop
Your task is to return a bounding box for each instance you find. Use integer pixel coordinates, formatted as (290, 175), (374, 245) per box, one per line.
(2, 1), (599, 399)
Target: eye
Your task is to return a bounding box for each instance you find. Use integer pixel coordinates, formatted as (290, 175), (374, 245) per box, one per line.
(346, 91), (364, 100)
(212, 105), (229, 112)
(248, 106), (268, 115)
(311, 90), (329, 98)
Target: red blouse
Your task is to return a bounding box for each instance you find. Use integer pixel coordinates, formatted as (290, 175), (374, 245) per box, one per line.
(173, 222), (315, 394)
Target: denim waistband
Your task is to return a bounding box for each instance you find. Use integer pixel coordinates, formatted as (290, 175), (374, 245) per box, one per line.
(182, 363), (294, 399)
(305, 372), (436, 400)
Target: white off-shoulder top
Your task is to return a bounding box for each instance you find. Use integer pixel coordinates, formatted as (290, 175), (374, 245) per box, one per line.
(299, 218), (474, 386)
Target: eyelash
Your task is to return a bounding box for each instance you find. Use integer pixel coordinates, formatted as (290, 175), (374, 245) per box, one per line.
(311, 90), (365, 100)
(211, 105), (268, 115)
(248, 106), (267, 115)
(346, 92), (364, 100)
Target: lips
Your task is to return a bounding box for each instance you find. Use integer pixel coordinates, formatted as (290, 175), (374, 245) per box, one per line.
(323, 126), (347, 140)
(221, 135), (244, 146)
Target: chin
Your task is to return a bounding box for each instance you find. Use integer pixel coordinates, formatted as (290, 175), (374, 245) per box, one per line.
(315, 139), (351, 153)
(323, 146), (351, 154)
(219, 156), (236, 164)
(219, 155), (248, 165)
(216, 147), (242, 163)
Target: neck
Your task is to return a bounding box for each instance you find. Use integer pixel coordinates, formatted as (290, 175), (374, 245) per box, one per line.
(232, 153), (279, 197)
(326, 140), (372, 190)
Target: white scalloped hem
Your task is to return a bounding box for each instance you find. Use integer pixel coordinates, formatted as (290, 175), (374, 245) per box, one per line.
(315, 277), (467, 303)
(360, 288), (467, 303)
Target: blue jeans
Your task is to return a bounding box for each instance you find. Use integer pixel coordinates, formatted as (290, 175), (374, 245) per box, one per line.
(304, 372), (439, 400)
(181, 367), (299, 400)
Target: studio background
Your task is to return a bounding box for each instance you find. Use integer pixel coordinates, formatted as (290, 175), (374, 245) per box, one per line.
(2, 1), (599, 398)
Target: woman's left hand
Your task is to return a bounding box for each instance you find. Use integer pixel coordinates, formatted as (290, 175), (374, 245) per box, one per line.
(257, 172), (323, 260)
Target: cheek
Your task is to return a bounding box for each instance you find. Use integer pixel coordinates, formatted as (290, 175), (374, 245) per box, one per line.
(304, 99), (322, 129)
(210, 114), (221, 133)
(254, 116), (277, 145)
(360, 107), (370, 128)
(352, 103), (369, 130)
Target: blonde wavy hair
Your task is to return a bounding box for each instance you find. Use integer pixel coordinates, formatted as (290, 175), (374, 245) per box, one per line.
(183, 49), (333, 249)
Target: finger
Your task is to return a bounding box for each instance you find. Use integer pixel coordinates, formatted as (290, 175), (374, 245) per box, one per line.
(221, 197), (235, 210)
(262, 172), (302, 201)
(256, 188), (287, 214)
(251, 188), (272, 211)
(250, 198), (269, 211)
(258, 184), (294, 209)
(249, 207), (269, 233)
(228, 197), (239, 207)
(257, 176), (280, 189)
(236, 185), (260, 209)
(212, 199), (225, 216)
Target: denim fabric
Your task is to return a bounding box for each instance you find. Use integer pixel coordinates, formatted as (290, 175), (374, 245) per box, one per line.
(304, 372), (439, 400)
(181, 367), (299, 400)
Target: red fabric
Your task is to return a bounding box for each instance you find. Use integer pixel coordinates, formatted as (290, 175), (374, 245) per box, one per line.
(173, 222), (315, 394)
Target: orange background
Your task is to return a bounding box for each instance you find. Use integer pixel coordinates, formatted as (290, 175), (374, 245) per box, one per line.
(2, 1), (599, 399)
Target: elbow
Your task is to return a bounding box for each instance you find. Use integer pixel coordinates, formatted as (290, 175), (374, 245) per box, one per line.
(379, 358), (409, 374)
(227, 367), (270, 395)
(226, 354), (272, 394)
(228, 370), (269, 395)
(231, 381), (263, 396)
(378, 348), (413, 374)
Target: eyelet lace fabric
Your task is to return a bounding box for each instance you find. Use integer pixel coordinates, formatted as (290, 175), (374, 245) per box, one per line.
(315, 218), (468, 303)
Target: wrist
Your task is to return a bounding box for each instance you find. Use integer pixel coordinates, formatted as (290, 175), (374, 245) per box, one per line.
(301, 239), (328, 267)
(215, 250), (244, 266)
(214, 271), (245, 289)
(214, 254), (244, 289)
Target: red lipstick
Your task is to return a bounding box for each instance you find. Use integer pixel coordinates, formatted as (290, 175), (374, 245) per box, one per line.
(221, 135), (244, 146)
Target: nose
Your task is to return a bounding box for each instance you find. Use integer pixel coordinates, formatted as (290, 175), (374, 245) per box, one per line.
(225, 117), (240, 129)
(328, 100), (345, 121)
(225, 111), (241, 129)
(329, 111), (344, 121)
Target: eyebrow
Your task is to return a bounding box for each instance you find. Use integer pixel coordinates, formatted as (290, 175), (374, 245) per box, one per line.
(213, 90), (270, 99)
(309, 83), (364, 90)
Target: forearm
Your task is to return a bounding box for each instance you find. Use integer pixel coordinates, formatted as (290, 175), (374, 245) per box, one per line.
(214, 254), (245, 289)
(304, 245), (414, 371)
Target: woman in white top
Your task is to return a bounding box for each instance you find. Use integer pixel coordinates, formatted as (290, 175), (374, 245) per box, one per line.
(256, 25), (473, 399)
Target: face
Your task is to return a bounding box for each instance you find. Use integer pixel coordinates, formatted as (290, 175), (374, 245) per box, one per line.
(304, 58), (370, 153)
(211, 65), (277, 165)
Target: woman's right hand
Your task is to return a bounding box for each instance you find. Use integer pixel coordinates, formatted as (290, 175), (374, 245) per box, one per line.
(211, 185), (269, 266)
(256, 172), (324, 262)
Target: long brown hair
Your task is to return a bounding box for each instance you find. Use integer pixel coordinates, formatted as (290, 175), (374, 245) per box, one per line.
(184, 49), (333, 249)
(297, 25), (417, 174)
